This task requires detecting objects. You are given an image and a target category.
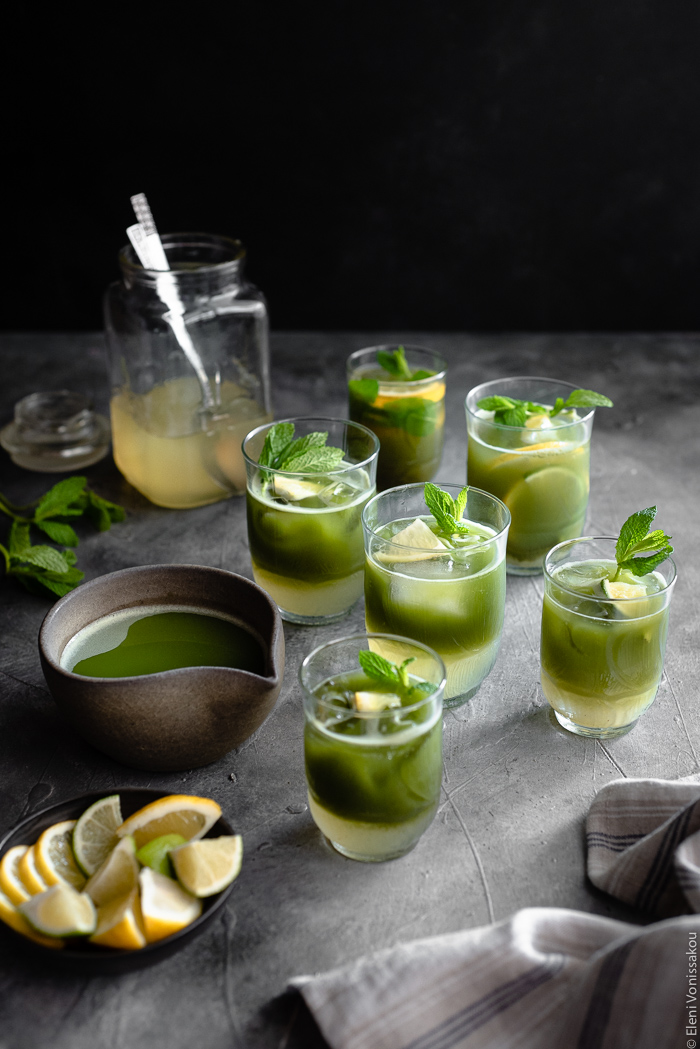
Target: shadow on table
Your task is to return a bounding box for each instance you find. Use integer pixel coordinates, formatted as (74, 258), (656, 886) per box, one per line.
(256, 989), (329, 1049)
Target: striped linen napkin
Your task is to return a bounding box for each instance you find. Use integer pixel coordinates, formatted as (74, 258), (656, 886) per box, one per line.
(292, 779), (700, 1049)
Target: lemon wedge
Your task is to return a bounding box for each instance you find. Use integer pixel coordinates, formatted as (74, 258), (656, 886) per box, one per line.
(85, 836), (139, 907)
(0, 846), (31, 906)
(19, 883), (97, 938)
(34, 821), (86, 891)
(0, 885), (63, 948)
(170, 836), (243, 898)
(18, 846), (50, 896)
(272, 477), (323, 502)
(90, 888), (146, 950)
(354, 691), (402, 712)
(139, 867), (202, 942)
(524, 414), (553, 430)
(72, 795), (123, 876)
(376, 518), (448, 564)
(116, 795), (222, 849)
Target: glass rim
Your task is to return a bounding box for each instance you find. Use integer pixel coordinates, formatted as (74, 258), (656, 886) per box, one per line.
(362, 482), (511, 548)
(119, 231), (246, 275)
(347, 345), (448, 383)
(299, 631), (447, 715)
(465, 375), (597, 428)
(543, 535), (677, 600)
(242, 415), (380, 476)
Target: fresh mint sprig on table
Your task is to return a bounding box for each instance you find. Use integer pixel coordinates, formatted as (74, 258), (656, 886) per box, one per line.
(0, 476), (125, 597)
(376, 346), (434, 383)
(358, 650), (436, 698)
(423, 483), (470, 540)
(613, 506), (673, 580)
(476, 389), (613, 428)
(258, 423), (345, 473)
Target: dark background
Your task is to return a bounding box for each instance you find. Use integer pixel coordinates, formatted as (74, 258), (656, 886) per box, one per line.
(5, 1), (700, 332)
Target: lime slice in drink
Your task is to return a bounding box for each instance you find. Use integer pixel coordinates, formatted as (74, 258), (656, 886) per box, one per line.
(504, 467), (586, 532)
(72, 795), (123, 876)
(377, 518), (448, 563)
(19, 883), (97, 938)
(354, 691), (402, 712)
(602, 578), (649, 617)
(170, 836), (243, 898)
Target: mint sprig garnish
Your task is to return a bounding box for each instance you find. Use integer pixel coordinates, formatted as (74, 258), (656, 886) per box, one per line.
(258, 423), (345, 473)
(0, 477), (125, 598)
(376, 346), (435, 383)
(424, 483), (470, 539)
(613, 506), (673, 579)
(477, 388), (613, 427)
(358, 650), (436, 698)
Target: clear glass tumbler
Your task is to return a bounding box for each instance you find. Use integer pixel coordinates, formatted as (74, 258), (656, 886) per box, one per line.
(347, 345), (447, 489)
(362, 483), (510, 707)
(243, 417), (379, 625)
(104, 233), (272, 509)
(466, 377), (596, 575)
(300, 632), (446, 862)
(541, 537), (676, 738)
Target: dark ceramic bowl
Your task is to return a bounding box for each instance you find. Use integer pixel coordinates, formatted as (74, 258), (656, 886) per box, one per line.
(39, 565), (284, 771)
(0, 789), (238, 974)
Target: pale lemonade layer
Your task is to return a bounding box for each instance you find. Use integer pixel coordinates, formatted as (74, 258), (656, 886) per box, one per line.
(246, 470), (373, 619)
(111, 377), (271, 508)
(364, 517), (505, 702)
(467, 410), (590, 569)
(541, 559), (669, 730)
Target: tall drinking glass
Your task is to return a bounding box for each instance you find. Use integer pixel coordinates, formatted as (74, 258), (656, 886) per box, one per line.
(466, 377), (596, 574)
(347, 345), (447, 489)
(300, 633), (446, 862)
(541, 537), (676, 738)
(244, 417), (379, 625)
(362, 484), (510, 707)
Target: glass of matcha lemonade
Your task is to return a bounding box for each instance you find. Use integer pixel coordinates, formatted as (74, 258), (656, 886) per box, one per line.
(244, 417), (379, 625)
(363, 483), (510, 707)
(541, 510), (676, 738)
(300, 633), (446, 861)
(347, 345), (447, 489)
(466, 377), (613, 575)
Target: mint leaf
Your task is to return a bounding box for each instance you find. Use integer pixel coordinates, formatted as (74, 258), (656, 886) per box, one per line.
(614, 506), (673, 578)
(280, 447), (345, 473)
(502, 406), (527, 427)
(478, 388), (612, 425)
(424, 483), (470, 539)
(12, 545), (73, 574)
(277, 432), (328, 465)
(477, 396), (517, 412)
(407, 680), (438, 698)
(8, 521), (30, 556)
(377, 346), (412, 380)
(564, 389), (613, 409)
(84, 491), (126, 532)
(348, 378), (379, 405)
(34, 476), (88, 520)
(410, 369), (435, 381)
(36, 520), (80, 546)
(358, 650), (400, 686)
(258, 422), (294, 468)
(384, 397), (439, 437)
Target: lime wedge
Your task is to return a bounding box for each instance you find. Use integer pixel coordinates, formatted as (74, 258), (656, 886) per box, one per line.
(354, 691), (402, 712)
(135, 834), (187, 877)
(73, 795), (123, 876)
(376, 518), (448, 563)
(19, 883), (97, 938)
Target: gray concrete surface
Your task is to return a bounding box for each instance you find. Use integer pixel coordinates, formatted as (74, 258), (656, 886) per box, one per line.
(0, 332), (698, 1048)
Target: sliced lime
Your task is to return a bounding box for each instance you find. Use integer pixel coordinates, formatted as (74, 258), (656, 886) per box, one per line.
(72, 795), (123, 876)
(136, 834), (187, 877)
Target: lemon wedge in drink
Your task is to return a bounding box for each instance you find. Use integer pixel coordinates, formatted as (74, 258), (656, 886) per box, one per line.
(272, 477), (324, 502)
(0, 846), (31, 906)
(354, 691), (402, 712)
(19, 883), (97, 938)
(170, 836), (243, 898)
(0, 885), (63, 948)
(85, 836), (139, 907)
(376, 518), (448, 563)
(139, 867), (202, 941)
(18, 846), (50, 896)
(72, 795), (123, 876)
(34, 821), (86, 890)
(116, 795), (222, 849)
(90, 888), (146, 950)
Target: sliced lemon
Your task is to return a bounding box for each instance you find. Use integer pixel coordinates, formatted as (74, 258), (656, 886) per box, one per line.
(375, 379), (445, 406)
(19, 883), (97, 938)
(18, 846), (50, 896)
(0, 885), (63, 949)
(85, 836), (139, 907)
(90, 888), (146, 950)
(35, 821), (86, 891)
(523, 414), (553, 430)
(72, 795), (123, 876)
(354, 691), (402, 712)
(139, 867), (202, 941)
(0, 846), (31, 906)
(376, 518), (448, 564)
(117, 795), (222, 849)
(136, 834), (187, 877)
(272, 477), (323, 502)
(170, 836), (243, 898)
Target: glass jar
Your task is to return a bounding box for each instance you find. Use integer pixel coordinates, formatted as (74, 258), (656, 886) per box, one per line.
(104, 233), (272, 509)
